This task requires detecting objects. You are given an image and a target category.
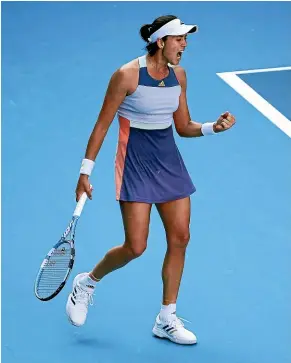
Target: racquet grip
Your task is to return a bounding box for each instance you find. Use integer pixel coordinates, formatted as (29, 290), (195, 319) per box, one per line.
(73, 185), (92, 217)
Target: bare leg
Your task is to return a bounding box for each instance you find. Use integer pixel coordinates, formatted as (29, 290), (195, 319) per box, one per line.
(90, 202), (152, 280)
(156, 197), (191, 305)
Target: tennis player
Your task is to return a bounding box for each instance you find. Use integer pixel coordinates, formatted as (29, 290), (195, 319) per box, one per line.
(66, 15), (235, 345)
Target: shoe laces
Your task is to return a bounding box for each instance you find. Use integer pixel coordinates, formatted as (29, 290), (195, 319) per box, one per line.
(165, 315), (192, 330)
(75, 285), (94, 307)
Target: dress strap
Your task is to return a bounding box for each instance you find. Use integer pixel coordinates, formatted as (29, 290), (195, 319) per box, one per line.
(138, 55), (147, 68)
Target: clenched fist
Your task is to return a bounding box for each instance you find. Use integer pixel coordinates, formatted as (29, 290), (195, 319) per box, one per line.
(214, 111), (236, 133)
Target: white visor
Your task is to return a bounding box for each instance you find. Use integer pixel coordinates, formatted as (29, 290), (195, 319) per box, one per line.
(148, 18), (198, 44)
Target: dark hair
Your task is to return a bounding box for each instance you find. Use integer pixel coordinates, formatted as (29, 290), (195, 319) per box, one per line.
(139, 15), (178, 56)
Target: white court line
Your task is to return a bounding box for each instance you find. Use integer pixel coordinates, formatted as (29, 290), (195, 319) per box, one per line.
(217, 68), (291, 138)
(232, 66), (291, 75)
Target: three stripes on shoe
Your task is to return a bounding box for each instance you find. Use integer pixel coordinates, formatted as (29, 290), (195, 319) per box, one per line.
(71, 286), (78, 305)
(161, 324), (177, 334)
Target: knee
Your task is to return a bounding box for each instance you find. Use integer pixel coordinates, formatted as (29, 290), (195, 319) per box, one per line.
(124, 240), (147, 258)
(168, 230), (190, 250)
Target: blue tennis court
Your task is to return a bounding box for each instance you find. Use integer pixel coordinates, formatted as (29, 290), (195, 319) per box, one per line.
(2, 2), (291, 363)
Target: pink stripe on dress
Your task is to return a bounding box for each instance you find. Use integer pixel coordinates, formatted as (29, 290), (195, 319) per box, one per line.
(115, 116), (130, 200)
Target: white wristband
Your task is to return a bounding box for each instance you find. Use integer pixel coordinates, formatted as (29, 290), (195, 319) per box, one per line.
(80, 158), (95, 176)
(201, 122), (216, 136)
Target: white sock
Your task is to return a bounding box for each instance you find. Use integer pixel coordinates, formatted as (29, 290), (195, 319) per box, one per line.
(79, 273), (97, 291)
(160, 303), (177, 320)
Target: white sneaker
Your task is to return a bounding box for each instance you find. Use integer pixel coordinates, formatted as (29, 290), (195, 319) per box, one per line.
(152, 313), (197, 345)
(66, 272), (94, 327)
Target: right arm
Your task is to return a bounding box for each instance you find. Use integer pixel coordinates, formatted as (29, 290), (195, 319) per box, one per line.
(85, 69), (129, 160)
(76, 68), (129, 200)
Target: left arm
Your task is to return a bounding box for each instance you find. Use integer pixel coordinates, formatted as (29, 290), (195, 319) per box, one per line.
(173, 67), (235, 137)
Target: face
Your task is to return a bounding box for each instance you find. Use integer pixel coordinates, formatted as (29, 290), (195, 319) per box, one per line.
(161, 35), (188, 65)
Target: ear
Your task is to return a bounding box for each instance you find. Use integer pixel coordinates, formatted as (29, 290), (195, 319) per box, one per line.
(157, 38), (164, 49)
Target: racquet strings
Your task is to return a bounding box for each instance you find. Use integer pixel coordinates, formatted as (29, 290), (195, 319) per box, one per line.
(36, 241), (72, 299)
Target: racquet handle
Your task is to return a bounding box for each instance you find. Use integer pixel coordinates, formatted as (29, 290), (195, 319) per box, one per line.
(73, 185), (92, 217)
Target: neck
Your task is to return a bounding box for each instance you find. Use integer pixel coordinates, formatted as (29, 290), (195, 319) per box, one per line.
(147, 52), (168, 74)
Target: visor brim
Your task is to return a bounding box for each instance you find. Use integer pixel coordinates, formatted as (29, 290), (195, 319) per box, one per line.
(167, 24), (198, 36)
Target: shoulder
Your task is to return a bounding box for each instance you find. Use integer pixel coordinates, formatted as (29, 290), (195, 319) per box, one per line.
(120, 58), (140, 72)
(115, 58), (139, 80)
(109, 58), (139, 88)
(171, 65), (187, 88)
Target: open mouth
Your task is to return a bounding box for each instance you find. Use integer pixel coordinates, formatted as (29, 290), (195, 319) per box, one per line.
(177, 51), (183, 59)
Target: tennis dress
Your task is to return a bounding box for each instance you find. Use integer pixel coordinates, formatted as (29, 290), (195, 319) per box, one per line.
(115, 55), (196, 203)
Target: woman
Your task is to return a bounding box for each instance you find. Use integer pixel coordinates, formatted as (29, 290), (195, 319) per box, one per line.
(66, 15), (235, 345)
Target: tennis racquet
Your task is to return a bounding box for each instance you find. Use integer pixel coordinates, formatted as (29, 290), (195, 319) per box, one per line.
(34, 190), (90, 301)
